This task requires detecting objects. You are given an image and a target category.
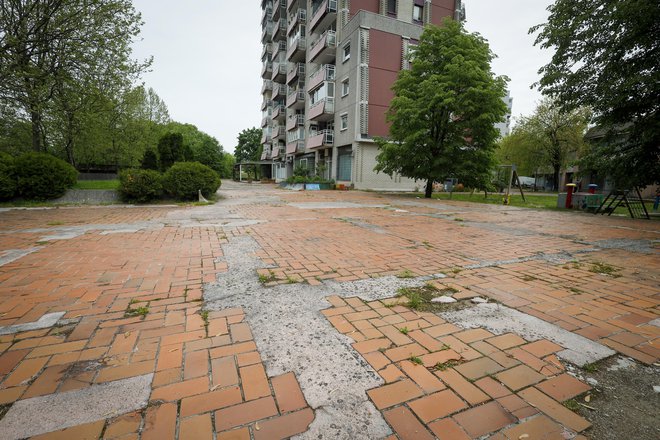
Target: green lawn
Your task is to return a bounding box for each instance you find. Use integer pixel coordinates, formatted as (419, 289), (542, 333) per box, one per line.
(74, 179), (119, 190)
(428, 192), (560, 209)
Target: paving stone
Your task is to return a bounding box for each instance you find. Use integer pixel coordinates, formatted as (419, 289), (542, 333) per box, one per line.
(435, 368), (490, 405)
(535, 373), (591, 402)
(453, 356), (505, 380)
(428, 417), (471, 440)
(367, 379), (423, 409)
(498, 414), (571, 440)
(495, 364), (545, 391)
(215, 396), (278, 431)
(517, 387), (591, 432)
(452, 401), (516, 438)
(271, 372), (307, 413)
(179, 413), (213, 440)
(253, 407), (314, 440)
(408, 389), (467, 422)
(383, 406), (435, 440)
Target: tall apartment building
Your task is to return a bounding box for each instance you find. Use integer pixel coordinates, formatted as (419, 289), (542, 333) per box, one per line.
(260, 0), (465, 190)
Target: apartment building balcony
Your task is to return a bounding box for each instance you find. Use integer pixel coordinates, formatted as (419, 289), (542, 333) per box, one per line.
(260, 145), (271, 161)
(272, 17), (287, 41)
(309, 29), (336, 63)
(307, 64), (335, 92)
(262, 3), (273, 24)
(261, 79), (273, 94)
(286, 140), (305, 155)
(286, 113), (305, 131)
(309, 0), (337, 32)
(261, 98), (272, 111)
(261, 43), (272, 61)
(272, 104), (286, 121)
(271, 62), (287, 82)
(272, 125), (286, 140)
(271, 0), (286, 21)
(272, 40), (286, 59)
(286, 35), (306, 62)
(286, 87), (305, 109)
(286, 62), (305, 85)
(307, 129), (334, 150)
(287, 8), (306, 35)
(261, 21), (273, 43)
(261, 62), (273, 79)
(271, 142), (283, 159)
(261, 128), (272, 144)
(308, 97), (334, 122)
(286, 0), (298, 11)
(272, 83), (285, 99)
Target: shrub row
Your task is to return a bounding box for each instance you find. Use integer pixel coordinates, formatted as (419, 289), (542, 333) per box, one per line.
(0, 152), (77, 201)
(119, 162), (221, 203)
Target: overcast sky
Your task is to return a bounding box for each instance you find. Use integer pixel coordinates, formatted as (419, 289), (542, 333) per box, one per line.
(131, 0), (554, 153)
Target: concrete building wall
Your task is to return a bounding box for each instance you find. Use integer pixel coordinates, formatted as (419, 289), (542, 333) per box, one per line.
(353, 141), (420, 190)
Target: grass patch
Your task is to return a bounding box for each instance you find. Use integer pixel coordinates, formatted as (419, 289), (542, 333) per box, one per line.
(434, 360), (461, 371)
(589, 261), (620, 277)
(409, 356), (423, 365)
(286, 275), (300, 284)
(396, 269), (415, 279)
(582, 362), (599, 373)
(399, 327), (409, 335)
(563, 399), (580, 411)
(397, 284), (463, 313)
(74, 179), (119, 190)
(125, 306), (149, 318)
(258, 270), (278, 284)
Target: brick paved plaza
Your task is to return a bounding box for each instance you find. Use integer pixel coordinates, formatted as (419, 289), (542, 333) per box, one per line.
(0, 182), (658, 439)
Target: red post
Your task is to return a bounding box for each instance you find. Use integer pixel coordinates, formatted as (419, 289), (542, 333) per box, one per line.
(565, 183), (577, 209)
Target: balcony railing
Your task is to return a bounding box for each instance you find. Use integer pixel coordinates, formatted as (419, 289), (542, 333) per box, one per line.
(308, 64), (335, 92)
(261, 21), (273, 43)
(272, 82), (285, 99)
(271, 0), (286, 20)
(286, 113), (305, 130)
(310, 0), (337, 31)
(309, 29), (336, 62)
(286, 140), (305, 155)
(307, 129), (334, 149)
(287, 62), (305, 84)
(271, 62), (287, 81)
(272, 104), (286, 120)
(261, 98), (272, 110)
(261, 146), (271, 161)
(272, 17), (287, 41)
(286, 87), (305, 108)
(286, 35), (306, 62)
(308, 97), (335, 121)
(287, 8), (306, 34)
(271, 143), (282, 159)
(261, 80), (273, 93)
(262, 4), (273, 23)
(272, 40), (286, 59)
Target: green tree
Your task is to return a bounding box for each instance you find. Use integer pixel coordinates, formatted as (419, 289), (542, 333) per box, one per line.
(506, 99), (590, 190)
(0, 0), (150, 152)
(141, 147), (159, 170)
(531, 0), (660, 188)
(157, 132), (186, 171)
(234, 127), (262, 163)
(375, 19), (508, 198)
(495, 131), (540, 177)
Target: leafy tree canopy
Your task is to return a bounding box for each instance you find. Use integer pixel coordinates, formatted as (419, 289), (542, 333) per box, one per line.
(497, 99), (590, 190)
(374, 19), (509, 198)
(234, 127), (262, 163)
(531, 0), (660, 188)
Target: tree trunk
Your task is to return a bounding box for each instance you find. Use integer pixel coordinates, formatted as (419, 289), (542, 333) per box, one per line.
(30, 110), (42, 151)
(424, 179), (433, 198)
(553, 164), (561, 192)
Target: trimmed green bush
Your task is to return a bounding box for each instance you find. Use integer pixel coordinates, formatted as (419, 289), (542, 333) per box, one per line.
(0, 152), (17, 200)
(163, 162), (221, 200)
(118, 169), (163, 203)
(14, 153), (77, 200)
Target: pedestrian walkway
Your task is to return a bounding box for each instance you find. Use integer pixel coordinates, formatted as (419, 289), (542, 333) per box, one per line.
(0, 182), (657, 438)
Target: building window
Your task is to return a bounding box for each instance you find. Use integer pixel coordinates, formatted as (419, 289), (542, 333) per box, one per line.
(413, 5), (422, 22)
(340, 113), (348, 131)
(387, 0), (397, 15)
(341, 78), (349, 97)
(342, 42), (350, 62)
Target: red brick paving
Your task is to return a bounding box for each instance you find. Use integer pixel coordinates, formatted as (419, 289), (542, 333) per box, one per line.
(1, 184), (658, 438)
(324, 294), (594, 439)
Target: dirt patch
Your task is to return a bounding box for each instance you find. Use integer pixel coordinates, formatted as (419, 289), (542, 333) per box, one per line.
(567, 356), (659, 440)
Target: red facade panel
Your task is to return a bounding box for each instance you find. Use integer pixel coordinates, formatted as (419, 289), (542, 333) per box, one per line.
(349, 0), (380, 16)
(430, 0), (455, 26)
(368, 29), (402, 137)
